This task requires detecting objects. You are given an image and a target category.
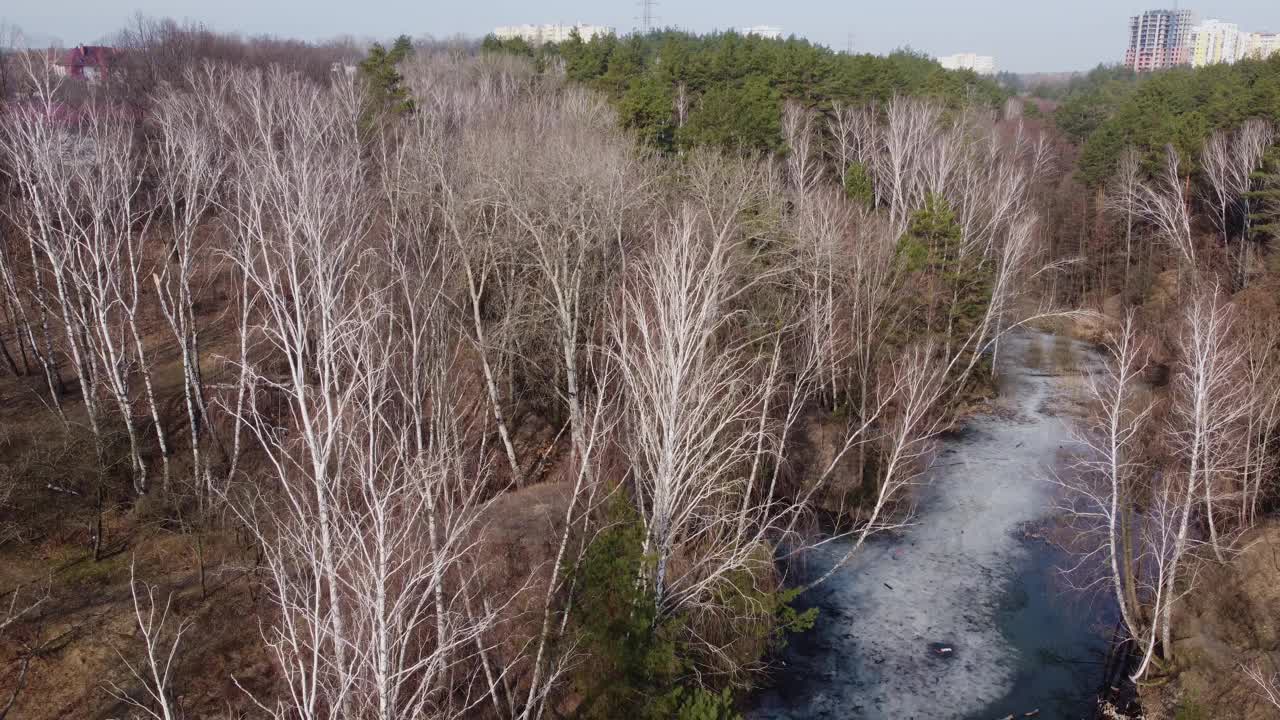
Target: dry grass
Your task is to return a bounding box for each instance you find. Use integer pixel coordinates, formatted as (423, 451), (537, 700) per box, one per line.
(0, 263), (279, 718)
(1146, 524), (1280, 720)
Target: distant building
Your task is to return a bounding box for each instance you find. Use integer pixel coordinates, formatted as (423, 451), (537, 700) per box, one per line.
(50, 45), (116, 82)
(937, 53), (996, 75)
(1240, 31), (1280, 61)
(492, 23), (614, 45)
(738, 25), (783, 40)
(1190, 19), (1241, 66)
(1125, 9), (1196, 72)
(1184, 18), (1280, 66)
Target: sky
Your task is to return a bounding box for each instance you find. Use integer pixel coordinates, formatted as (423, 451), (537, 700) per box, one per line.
(4, 0), (1280, 72)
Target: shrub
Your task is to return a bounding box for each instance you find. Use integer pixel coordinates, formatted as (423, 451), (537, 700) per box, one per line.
(568, 494), (813, 719)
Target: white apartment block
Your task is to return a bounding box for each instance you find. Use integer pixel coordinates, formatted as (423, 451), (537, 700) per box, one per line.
(1240, 32), (1280, 60)
(1190, 20), (1280, 66)
(738, 25), (784, 40)
(493, 23), (615, 45)
(1191, 19), (1241, 66)
(937, 53), (997, 75)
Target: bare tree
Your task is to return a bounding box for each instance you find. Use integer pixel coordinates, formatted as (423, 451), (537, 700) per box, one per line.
(804, 342), (947, 590)
(1140, 287), (1250, 665)
(1200, 120), (1273, 287)
(223, 66), (373, 714)
(1239, 318), (1280, 528)
(790, 190), (846, 406)
(1244, 663), (1280, 711)
(1134, 146), (1197, 273)
(433, 137), (523, 484)
(880, 96), (942, 229)
(151, 64), (230, 495)
(0, 581), (48, 720)
(828, 101), (880, 200)
(609, 195), (888, 677)
(490, 86), (648, 473)
(1059, 313), (1164, 679)
(783, 100), (823, 201)
(1169, 287), (1248, 562)
(221, 63), (507, 719)
(64, 103), (166, 494)
(0, 61), (100, 439)
(104, 560), (191, 720)
(1105, 147), (1142, 292)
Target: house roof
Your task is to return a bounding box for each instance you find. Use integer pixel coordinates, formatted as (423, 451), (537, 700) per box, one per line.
(55, 46), (116, 69)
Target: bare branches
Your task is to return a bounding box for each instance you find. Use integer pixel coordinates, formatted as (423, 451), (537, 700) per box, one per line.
(804, 343), (947, 590)
(782, 100), (823, 200)
(1133, 146), (1197, 272)
(1200, 120), (1274, 287)
(1058, 313), (1166, 679)
(104, 560), (191, 720)
(151, 63), (230, 495)
(1169, 286), (1248, 562)
(216, 62), (507, 720)
(1105, 147), (1143, 291)
(613, 207), (761, 619)
(1244, 663), (1280, 711)
(880, 96), (942, 229)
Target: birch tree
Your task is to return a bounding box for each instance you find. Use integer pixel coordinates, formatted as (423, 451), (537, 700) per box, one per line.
(224, 66), (373, 713)
(1059, 313), (1166, 679)
(1134, 146), (1197, 273)
(1105, 147), (1142, 292)
(104, 561), (191, 720)
(224, 65), (501, 719)
(1200, 120), (1273, 287)
(151, 65), (229, 494)
(1168, 287), (1248, 563)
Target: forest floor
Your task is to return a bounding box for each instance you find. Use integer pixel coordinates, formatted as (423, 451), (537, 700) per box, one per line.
(1140, 523), (1280, 720)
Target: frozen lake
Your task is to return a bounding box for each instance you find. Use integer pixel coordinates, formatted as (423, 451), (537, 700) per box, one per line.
(750, 330), (1116, 720)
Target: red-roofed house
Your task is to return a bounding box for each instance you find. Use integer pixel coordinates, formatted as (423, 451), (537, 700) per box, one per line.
(51, 46), (117, 82)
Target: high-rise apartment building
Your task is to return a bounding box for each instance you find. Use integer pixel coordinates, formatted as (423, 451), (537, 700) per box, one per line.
(937, 53), (997, 75)
(1190, 19), (1241, 66)
(1125, 9), (1196, 72)
(1188, 20), (1280, 66)
(1240, 32), (1280, 60)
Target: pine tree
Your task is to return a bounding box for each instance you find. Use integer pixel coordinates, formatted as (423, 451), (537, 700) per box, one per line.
(358, 34), (415, 116)
(1249, 147), (1280, 245)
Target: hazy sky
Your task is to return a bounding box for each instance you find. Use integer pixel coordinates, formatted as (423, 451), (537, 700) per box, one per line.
(5, 1), (1280, 72)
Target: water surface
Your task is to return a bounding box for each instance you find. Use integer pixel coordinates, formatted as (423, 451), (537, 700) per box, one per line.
(750, 331), (1115, 720)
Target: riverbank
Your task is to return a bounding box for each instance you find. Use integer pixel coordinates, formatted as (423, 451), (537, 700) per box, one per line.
(750, 329), (1115, 719)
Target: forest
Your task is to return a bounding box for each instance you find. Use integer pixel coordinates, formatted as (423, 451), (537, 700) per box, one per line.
(1048, 55), (1280, 187)
(483, 30), (1009, 153)
(0, 16), (1277, 720)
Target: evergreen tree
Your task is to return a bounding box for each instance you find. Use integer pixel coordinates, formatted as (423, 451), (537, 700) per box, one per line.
(1067, 54), (1280, 186)
(678, 76), (782, 154)
(359, 34), (415, 116)
(619, 74), (677, 151)
(483, 29), (1009, 157)
(1249, 147), (1280, 245)
(567, 495), (810, 720)
(843, 161), (875, 208)
(899, 194), (993, 352)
